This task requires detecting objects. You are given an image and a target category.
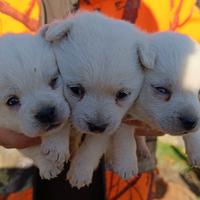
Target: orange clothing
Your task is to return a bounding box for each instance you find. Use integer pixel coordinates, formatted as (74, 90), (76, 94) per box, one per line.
(106, 170), (156, 200)
(79, 0), (200, 42)
(7, 188), (33, 200)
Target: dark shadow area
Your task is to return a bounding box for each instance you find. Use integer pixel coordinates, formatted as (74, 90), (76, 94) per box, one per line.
(34, 160), (105, 200)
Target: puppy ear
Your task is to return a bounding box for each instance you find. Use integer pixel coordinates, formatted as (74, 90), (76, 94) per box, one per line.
(137, 41), (156, 69)
(44, 19), (73, 42)
(38, 24), (49, 37)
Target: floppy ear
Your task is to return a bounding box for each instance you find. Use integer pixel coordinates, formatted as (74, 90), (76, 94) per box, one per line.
(137, 40), (156, 69)
(42, 19), (73, 42)
(38, 24), (49, 37)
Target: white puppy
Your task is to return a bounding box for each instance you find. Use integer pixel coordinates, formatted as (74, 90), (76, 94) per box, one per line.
(127, 32), (200, 167)
(44, 12), (153, 188)
(0, 32), (70, 179)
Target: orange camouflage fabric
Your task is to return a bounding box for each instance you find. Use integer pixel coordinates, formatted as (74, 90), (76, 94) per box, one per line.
(105, 170), (157, 200)
(79, 0), (200, 42)
(0, 0), (40, 34)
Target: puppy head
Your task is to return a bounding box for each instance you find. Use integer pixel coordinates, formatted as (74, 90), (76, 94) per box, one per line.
(0, 33), (70, 137)
(132, 32), (200, 135)
(44, 12), (153, 135)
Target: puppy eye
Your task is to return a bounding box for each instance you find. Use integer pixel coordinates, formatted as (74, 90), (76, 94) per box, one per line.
(151, 85), (171, 101)
(155, 87), (169, 94)
(68, 84), (85, 99)
(6, 96), (20, 107)
(116, 90), (131, 101)
(49, 76), (58, 89)
(154, 86), (169, 94)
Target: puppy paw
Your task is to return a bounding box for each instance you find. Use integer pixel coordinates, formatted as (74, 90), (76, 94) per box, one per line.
(137, 148), (151, 160)
(112, 163), (138, 179)
(39, 162), (63, 180)
(67, 167), (93, 189)
(41, 141), (70, 164)
(106, 160), (138, 179)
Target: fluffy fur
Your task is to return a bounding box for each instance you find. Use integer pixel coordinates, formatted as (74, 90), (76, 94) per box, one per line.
(128, 32), (200, 167)
(0, 32), (70, 179)
(44, 12), (153, 188)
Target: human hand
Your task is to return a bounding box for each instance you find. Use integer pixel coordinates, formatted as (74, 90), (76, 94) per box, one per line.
(123, 119), (164, 136)
(0, 128), (41, 149)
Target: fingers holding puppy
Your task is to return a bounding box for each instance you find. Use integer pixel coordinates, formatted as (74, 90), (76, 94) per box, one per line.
(123, 119), (165, 136)
(0, 128), (41, 149)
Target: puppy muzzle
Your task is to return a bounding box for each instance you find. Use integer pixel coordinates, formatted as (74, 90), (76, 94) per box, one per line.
(35, 106), (63, 132)
(87, 122), (108, 133)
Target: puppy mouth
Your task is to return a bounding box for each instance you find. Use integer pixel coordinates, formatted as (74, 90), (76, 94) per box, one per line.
(142, 122), (181, 136)
(165, 131), (187, 136)
(76, 127), (105, 135)
(79, 126), (115, 135)
(85, 131), (105, 135)
(45, 122), (62, 131)
(161, 127), (190, 136)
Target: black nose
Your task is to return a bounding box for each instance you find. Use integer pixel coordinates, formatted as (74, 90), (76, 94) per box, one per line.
(179, 116), (197, 131)
(35, 106), (56, 124)
(87, 122), (108, 133)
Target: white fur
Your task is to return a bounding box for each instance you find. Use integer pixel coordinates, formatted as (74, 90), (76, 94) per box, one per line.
(106, 124), (138, 179)
(0, 33), (70, 179)
(135, 135), (151, 159)
(44, 12), (152, 188)
(129, 32), (200, 167)
(183, 132), (200, 167)
(131, 32), (200, 135)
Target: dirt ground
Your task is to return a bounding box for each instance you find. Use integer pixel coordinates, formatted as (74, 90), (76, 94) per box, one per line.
(156, 135), (200, 200)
